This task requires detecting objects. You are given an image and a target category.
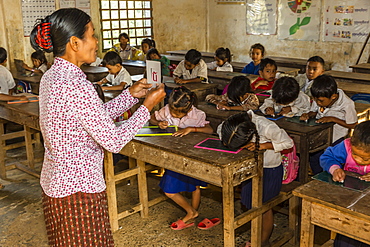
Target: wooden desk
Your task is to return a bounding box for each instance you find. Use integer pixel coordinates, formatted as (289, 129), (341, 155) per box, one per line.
(163, 54), (184, 65)
(349, 63), (370, 73)
(11, 69), (42, 95)
(355, 102), (370, 122)
(104, 133), (265, 247)
(81, 65), (108, 82)
(324, 70), (370, 85)
(122, 60), (146, 75)
(166, 50), (215, 63)
(197, 103), (333, 184)
(0, 101), (40, 179)
(230, 61), (300, 76)
(293, 180), (370, 246)
(207, 71), (258, 90)
(266, 56), (308, 73)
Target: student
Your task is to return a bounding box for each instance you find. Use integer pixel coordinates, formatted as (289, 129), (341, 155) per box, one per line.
(30, 8), (165, 246)
(0, 47), (16, 95)
(295, 56), (325, 97)
(207, 47), (233, 72)
(109, 32), (142, 60)
(260, 77), (310, 117)
(251, 58), (277, 91)
(97, 51), (132, 91)
(241, 43), (265, 75)
(173, 49), (208, 84)
(150, 86), (213, 230)
(138, 38), (156, 61)
(146, 48), (170, 76)
(22, 50), (48, 74)
(300, 75), (358, 174)
(219, 111), (293, 247)
(206, 76), (259, 111)
(320, 120), (370, 247)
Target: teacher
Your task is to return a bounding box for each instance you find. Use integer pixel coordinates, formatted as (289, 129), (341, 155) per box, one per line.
(30, 8), (165, 246)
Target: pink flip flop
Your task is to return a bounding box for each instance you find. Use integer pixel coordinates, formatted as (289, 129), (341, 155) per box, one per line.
(170, 219), (195, 230)
(197, 218), (221, 230)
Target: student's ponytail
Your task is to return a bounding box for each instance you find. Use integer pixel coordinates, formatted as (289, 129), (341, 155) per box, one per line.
(30, 8), (91, 56)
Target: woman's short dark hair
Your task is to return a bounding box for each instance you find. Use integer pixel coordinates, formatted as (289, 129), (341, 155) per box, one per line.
(310, 75), (337, 98)
(227, 76), (252, 105)
(185, 49), (201, 65)
(272, 77), (300, 105)
(102, 51), (122, 66)
(350, 121), (370, 152)
(30, 8), (91, 56)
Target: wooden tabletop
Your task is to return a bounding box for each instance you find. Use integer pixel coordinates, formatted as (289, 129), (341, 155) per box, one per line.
(122, 59), (146, 68)
(349, 63), (370, 70)
(81, 64), (108, 74)
(325, 70), (370, 83)
(166, 50), (214, 58)
(0, 101), (40, 130)
(11, 69), (42, 83)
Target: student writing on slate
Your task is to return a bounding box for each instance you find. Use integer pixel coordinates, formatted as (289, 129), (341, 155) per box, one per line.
(241, 43), (265, 75)
(0, 47), (16, 95)
(206, 76), (259, 111)
(260, 77), (310, 117)
(206, 47), (233, 72)
(96, 51), (132, 91)
(320, 120), (370, 247)
(219, 111), (293, 247)
(173, 49), (208, 84)
(150, 86), (213, 230)
(250, 58), (277, 91)
(31, 8), (165, 246)
(300, 75), (358, 174)
(295, 56), (325, 97)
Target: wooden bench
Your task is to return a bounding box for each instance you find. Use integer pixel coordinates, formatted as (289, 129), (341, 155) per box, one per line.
(349, 63), (370, 73)
(325, 70), (370, 85)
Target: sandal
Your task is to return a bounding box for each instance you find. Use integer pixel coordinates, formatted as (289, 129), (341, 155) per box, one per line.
(170, 219), (195, 230)
(197, 218), (221, 230)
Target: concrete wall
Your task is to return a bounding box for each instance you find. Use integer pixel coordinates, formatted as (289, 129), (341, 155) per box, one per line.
(0, 0), (367, 72)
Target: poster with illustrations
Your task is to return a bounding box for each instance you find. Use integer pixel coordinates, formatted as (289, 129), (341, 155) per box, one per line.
(246, 0), (277, 35)
(323, 0), (370, 42)
(278, 0), (321, 41)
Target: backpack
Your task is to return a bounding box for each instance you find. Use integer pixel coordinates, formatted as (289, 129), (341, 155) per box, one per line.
(16, 80), (32, 93)
(281, 139), (299, 184)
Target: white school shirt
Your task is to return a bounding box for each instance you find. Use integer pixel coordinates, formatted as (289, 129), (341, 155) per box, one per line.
(295, 73), (313, 97)
(105, 66), (132, 88)
(37, 63), (48, 73)
(217, 110), (293, 168)
(310, 89), (357, 142)
(0, 65), (16, 94)
(173, 59), (208, 83)
(206, 61), (233, 72)
(260, 91), (310, 117)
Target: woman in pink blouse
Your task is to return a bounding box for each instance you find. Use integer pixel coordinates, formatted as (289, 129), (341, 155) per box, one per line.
(30, 8), (165, 246)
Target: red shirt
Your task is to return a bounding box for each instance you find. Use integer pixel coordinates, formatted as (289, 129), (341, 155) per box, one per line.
(251, 77), (275, 90)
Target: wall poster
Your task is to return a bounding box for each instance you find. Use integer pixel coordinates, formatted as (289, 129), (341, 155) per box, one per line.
(246, 0), (277, 35)
(21, 0), (55, 37)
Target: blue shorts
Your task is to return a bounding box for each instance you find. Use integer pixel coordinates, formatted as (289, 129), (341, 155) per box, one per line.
(159, 170), (207, 194)
(241, 165), (283, 209)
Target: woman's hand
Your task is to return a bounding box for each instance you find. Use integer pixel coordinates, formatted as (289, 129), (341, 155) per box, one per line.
(129, 78), (152, 98)
(143, 83), (166, 111)
(332, 168), (346, 182)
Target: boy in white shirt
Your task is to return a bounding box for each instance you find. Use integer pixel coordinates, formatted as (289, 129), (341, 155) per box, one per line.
(173, 49), (208, 84)
(300, 74), (358, 174)
(0, 47), (16, 95)
(260, 77), (310, 117)
(97, 51), (132, 91)
(295, 56), (325, 97)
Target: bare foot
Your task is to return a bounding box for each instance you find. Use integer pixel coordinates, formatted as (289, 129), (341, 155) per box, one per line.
(182, 209), (199, 223)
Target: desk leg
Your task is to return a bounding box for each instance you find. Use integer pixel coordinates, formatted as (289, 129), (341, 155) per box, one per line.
(24, 126), (35, 169)
(137, 159), (149, 218)
(0, 121), (6, 179)
(299, 138), (309, 183)
(222, 166), (235, 247)
(104, 151), (119, 232)
(300, 199), (314, 247)
(251, 159), (263, 247)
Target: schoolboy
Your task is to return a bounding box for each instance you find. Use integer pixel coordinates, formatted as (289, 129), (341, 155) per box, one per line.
(97, 51), (132, 91)
(260, 77), (310, 117)
(300, 75), (358, 174)
(250, 58), (277, 90)
(173, 49), (208, 84)
(0, 47), (16, 95)
(295, 56), (325, 97)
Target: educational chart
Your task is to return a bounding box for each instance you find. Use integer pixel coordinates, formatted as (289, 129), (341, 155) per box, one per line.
(60, 0), (91, 15)
(21, 0), (55, 37)
(278, 0), (321, 41)
(246, 0), (277, 35)
(323, 0), (370, 43)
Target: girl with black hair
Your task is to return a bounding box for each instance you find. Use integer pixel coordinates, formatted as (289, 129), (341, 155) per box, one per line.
(219, 111), (293, 247)
(207, 47), (233, 72)
(31, 8), (165, 246)
(206, 76), (259, 111)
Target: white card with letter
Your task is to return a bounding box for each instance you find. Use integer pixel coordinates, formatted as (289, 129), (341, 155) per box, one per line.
(146, 60), (161, 87)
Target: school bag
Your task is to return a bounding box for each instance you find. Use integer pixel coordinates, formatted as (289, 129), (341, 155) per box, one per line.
(16, 80), (32, 93)
(281, 138), (299, 184)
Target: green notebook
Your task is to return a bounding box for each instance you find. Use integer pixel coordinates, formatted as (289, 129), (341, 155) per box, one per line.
(135, 126), (178, 136)
(312, 172), (370, 192)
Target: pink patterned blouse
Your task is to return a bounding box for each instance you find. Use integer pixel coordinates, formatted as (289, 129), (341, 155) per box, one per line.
(40, 57), (150, 198)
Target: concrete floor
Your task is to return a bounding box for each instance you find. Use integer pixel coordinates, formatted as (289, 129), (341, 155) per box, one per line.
(0, 145), (331, 247)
